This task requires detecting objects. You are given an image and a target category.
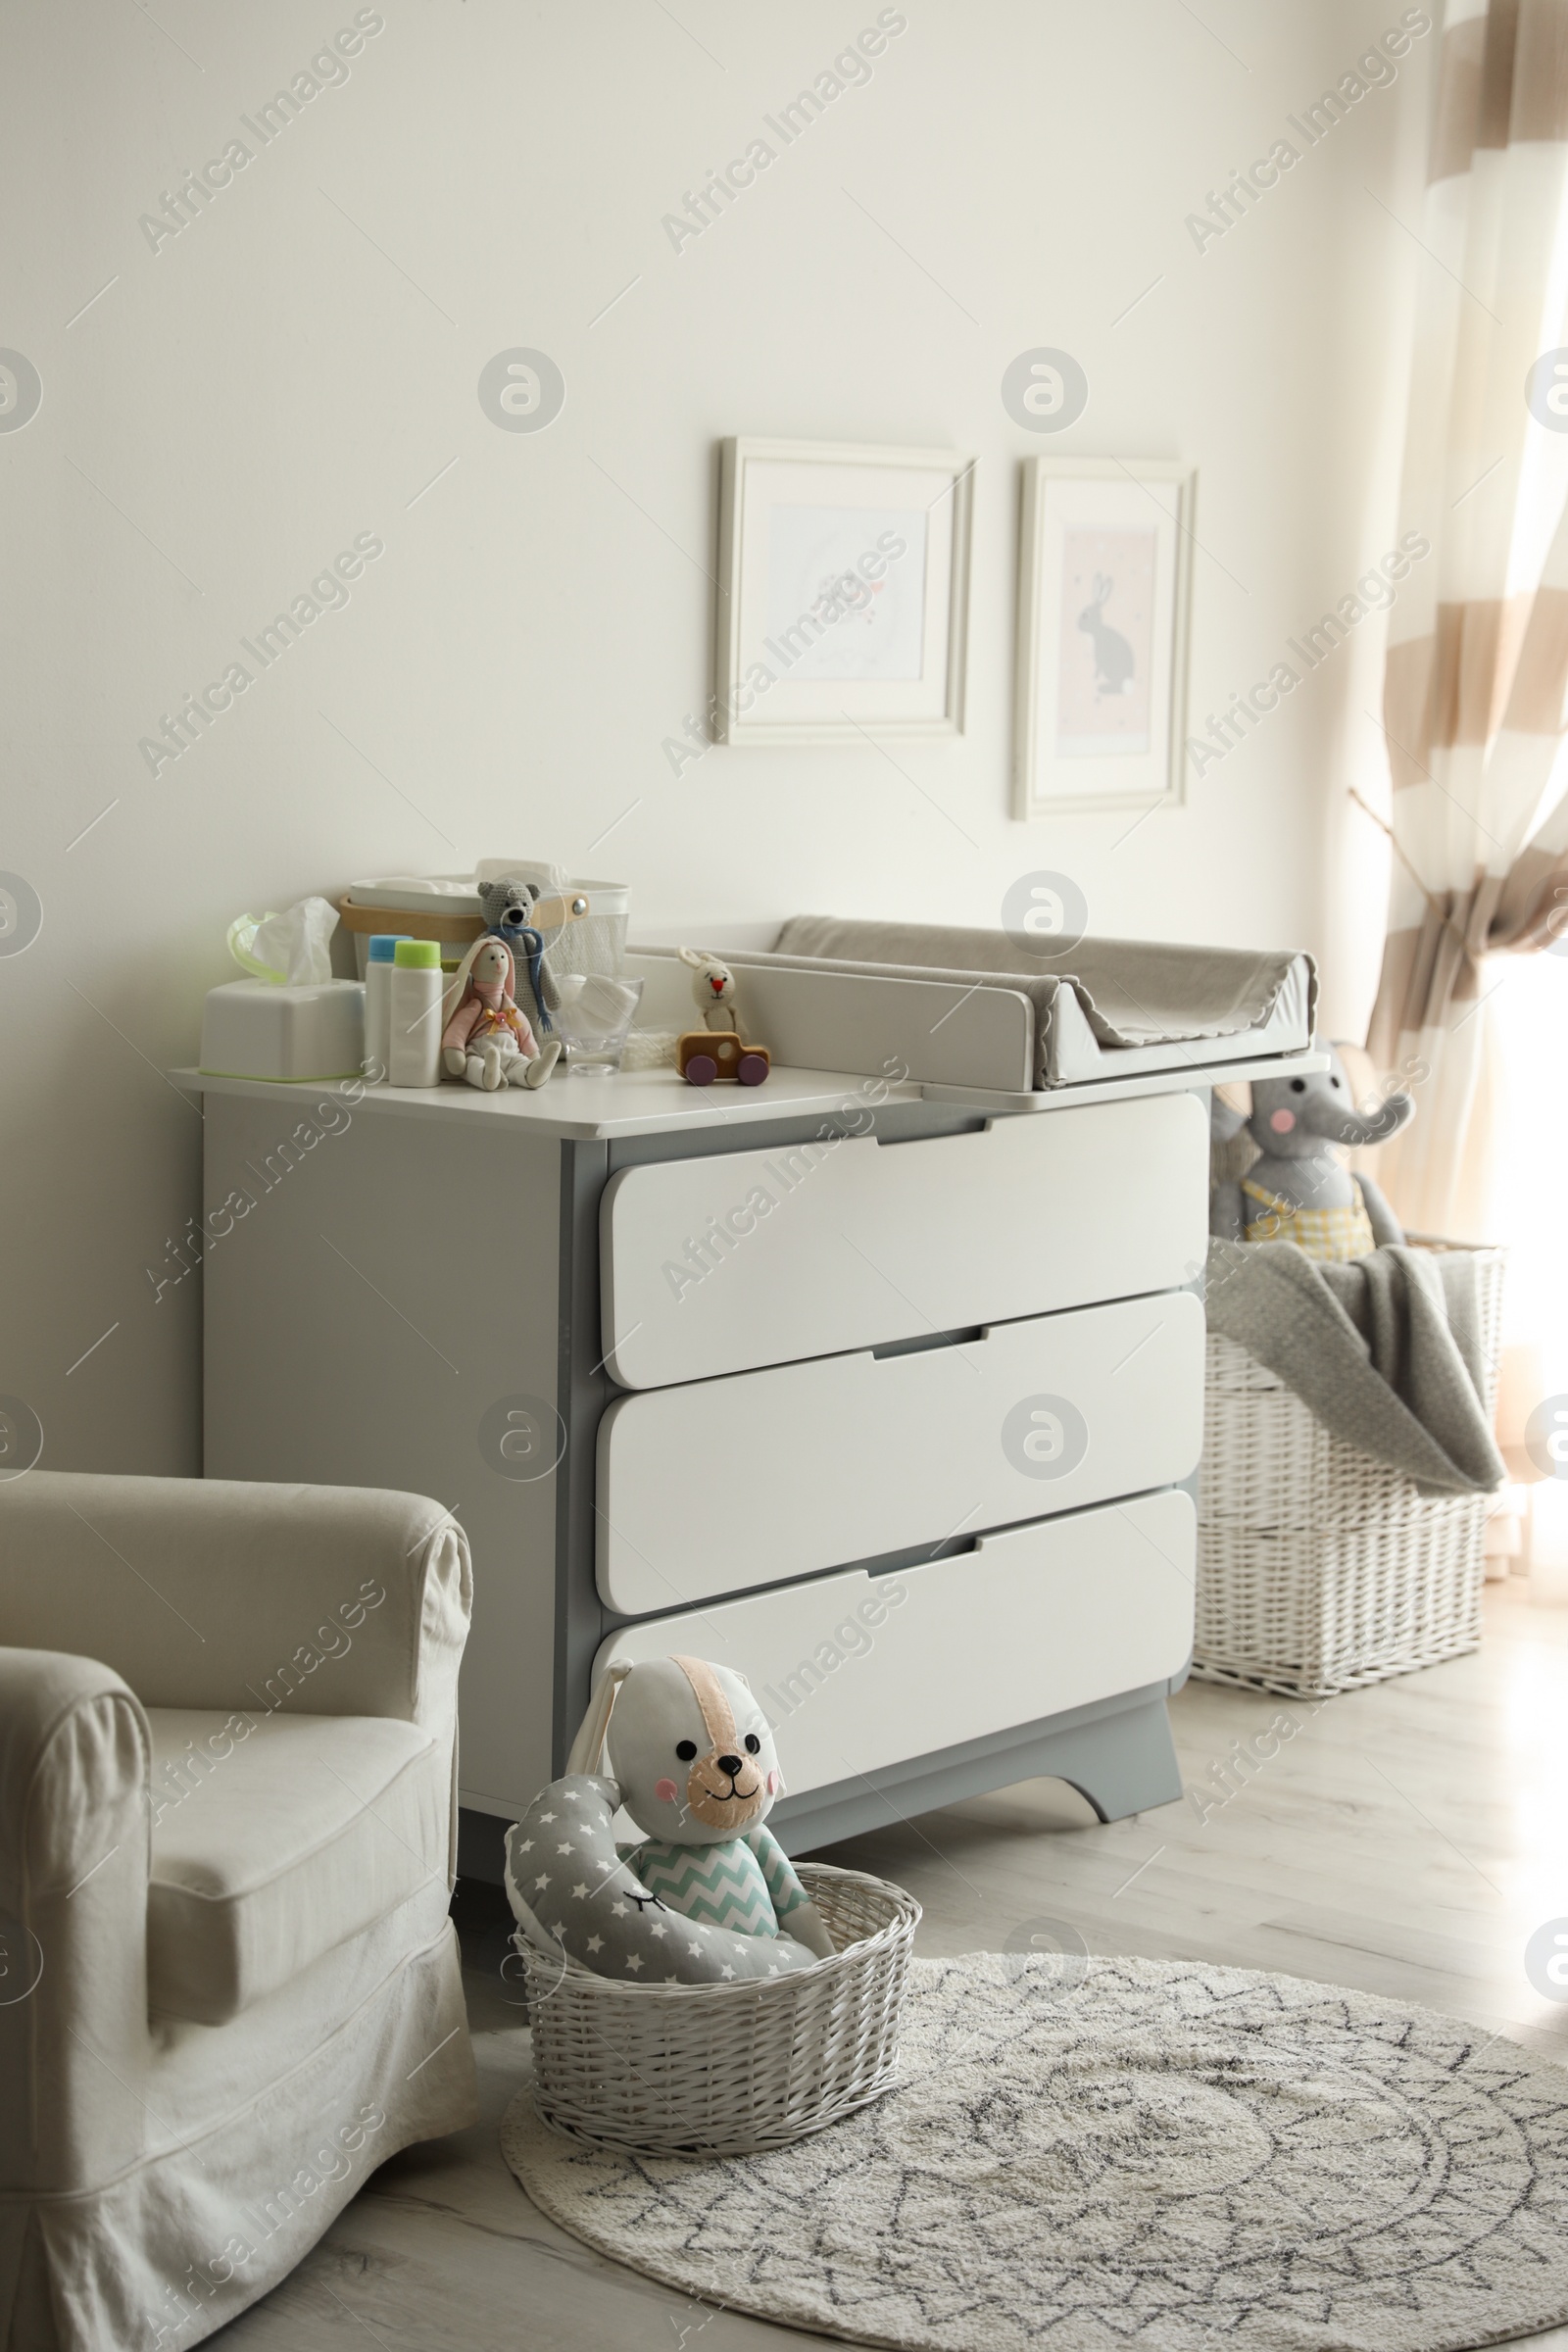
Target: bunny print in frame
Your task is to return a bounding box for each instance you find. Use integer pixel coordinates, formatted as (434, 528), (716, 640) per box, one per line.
(1012, 456), (1195, 818)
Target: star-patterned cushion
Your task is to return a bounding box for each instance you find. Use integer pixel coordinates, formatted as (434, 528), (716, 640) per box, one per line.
(504, 1776), (821, 1986)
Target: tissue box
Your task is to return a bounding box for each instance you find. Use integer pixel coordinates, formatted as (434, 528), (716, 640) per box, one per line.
(201, 981), (366, 1082)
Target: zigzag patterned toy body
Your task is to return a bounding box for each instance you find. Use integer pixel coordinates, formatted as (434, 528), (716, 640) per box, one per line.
(629, 1822), (819, 1941)
(504, 1775), (821, 1985)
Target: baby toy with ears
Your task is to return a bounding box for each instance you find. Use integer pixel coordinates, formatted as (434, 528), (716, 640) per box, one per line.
(1209, 1042), (1414, 1259)
(677, 947), (745, 1034)
(672, 949), (771, 1087)
(567, 1656), (835, 1958)
(439, 935), (562, 1090)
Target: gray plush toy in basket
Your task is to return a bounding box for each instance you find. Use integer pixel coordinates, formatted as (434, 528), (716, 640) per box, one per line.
(1199, 1047), (1506, 1697)
(505, 1654), (919, 2156)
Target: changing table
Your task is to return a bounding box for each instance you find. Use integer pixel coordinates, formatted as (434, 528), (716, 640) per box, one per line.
(180, 995), (1322, 1871)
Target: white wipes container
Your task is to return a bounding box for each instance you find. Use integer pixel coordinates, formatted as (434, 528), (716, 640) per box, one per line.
(200, 981), (365, 1082)
(387, 941), (444, 1088)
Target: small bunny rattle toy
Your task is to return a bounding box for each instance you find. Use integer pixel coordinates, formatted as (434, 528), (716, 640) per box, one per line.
(674, 948), (771, 1087)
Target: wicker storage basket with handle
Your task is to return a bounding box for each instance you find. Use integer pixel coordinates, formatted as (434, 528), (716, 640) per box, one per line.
(1194, 1239), (1505, 1699)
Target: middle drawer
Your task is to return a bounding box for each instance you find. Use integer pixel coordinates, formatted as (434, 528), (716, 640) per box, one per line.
(596, 1289), (1203, 1613)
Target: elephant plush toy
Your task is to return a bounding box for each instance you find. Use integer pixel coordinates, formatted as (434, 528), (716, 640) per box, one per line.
(1209, 1043), (1415, 1261)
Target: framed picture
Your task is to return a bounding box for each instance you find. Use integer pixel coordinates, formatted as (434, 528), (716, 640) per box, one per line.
(1012, 456), (1195, 817)
(714, 438), (974, 745)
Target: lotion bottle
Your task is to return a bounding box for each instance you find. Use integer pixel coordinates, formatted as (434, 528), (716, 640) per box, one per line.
(363, 934), (410, 1083)
(388, 940), (444, 1088)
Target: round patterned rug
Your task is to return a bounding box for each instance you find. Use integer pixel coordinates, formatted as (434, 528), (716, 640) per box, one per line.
(501, 1952), (1568, 2352)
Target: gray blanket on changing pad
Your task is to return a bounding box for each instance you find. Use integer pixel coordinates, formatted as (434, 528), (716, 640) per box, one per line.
(771, 915), (1316, 1051)
(1205, 1238), (1505, 1497)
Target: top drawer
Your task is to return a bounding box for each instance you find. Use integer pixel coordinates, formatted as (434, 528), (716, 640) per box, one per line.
(600, 1091), (1207, 1389)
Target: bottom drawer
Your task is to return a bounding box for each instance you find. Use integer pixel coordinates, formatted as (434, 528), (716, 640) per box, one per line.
(596, 1488), (1194, 1802)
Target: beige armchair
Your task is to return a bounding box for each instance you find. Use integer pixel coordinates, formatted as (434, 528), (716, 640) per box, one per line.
(0, 1472), (477, 2352)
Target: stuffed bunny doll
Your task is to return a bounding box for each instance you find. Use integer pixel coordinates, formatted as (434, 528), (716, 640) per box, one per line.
(440, 935), (562, 1090)
(568, 1655), (835, 1958)
(677, 947), (746, 1034)
(672, 948), (771, 1086)
(1209, 1043), (1414, 1260)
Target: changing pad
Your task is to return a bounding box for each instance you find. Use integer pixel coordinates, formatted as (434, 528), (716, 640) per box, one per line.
(761, 917), (1316, 1088)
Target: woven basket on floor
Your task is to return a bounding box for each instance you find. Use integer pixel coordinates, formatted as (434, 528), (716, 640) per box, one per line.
(1194, 1240), (1505, 1700)
(521, 1861), (919, 2157)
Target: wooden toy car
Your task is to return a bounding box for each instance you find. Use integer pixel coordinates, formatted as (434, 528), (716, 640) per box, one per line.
(677, 1030), (770, 1087)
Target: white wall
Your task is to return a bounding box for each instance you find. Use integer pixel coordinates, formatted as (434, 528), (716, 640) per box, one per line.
(1, 0), (1428, 1473)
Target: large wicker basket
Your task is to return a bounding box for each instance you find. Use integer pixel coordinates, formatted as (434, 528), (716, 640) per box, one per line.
(1194, 1241), (1505, 1699)
(520, 1861), (919, 2157)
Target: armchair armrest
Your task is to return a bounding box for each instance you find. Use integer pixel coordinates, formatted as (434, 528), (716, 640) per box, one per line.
(0, 1473), (471, 1733)
(0, 1647), (152, 2195)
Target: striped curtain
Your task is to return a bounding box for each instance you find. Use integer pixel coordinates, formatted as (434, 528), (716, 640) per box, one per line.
(1365, 0), (1568, 1239)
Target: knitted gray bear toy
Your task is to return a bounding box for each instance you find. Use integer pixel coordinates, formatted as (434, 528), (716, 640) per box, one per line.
(1209, 1044), (1415, 1261)
(478, 876), (565, 1050)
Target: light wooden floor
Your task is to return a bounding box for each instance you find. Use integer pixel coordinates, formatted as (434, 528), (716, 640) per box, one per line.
(215, 1580), (1568, 2351)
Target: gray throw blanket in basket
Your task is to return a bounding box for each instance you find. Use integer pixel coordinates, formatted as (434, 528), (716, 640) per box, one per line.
(1205, 1238), (1505, 1497)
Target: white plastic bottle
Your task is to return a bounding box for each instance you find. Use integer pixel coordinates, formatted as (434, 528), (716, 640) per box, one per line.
(387, 940), (444, 1088)
(363, 934), (410, 1083)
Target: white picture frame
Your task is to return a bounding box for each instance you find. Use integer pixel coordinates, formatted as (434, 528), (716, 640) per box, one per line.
(714, 437), (974, 745)
(1012, 456), (1195, 818)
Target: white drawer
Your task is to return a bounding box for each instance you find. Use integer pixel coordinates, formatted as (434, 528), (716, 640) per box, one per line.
(596, 1489), (1195, 1799)
(600, 1092), (1207, 1389)
(596, 1291), (1203, 1613)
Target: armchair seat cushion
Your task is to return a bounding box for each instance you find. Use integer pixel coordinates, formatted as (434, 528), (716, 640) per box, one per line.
(147, 1708), (444, 2025)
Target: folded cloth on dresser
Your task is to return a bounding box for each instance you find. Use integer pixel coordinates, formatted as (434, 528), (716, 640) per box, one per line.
(1205, 1237), (1505, 1496)
(770, 916), (1316, 1086)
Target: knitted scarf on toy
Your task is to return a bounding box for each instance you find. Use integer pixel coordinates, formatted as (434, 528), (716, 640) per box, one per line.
(495, 923), (552, 1032)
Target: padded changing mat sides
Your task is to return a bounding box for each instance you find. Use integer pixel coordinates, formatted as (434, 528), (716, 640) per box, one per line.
(767, 915), (1316, 1086)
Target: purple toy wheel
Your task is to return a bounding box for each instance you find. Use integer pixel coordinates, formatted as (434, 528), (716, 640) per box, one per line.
(685, 1053), (717, 1086)
(736, 1053), (768, 1087)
